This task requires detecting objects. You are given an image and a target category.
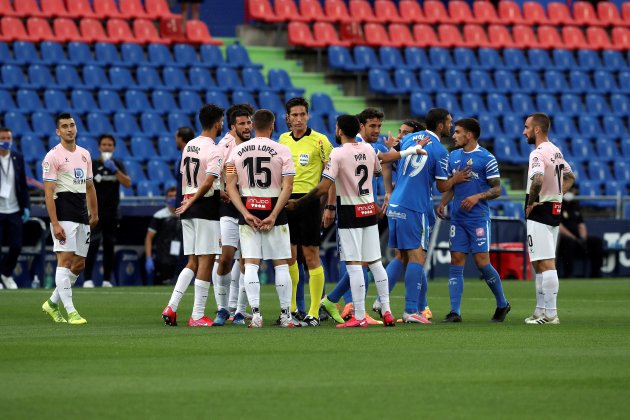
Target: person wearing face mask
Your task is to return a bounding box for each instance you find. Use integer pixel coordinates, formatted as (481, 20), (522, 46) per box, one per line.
(144, 187), (183, 285)
(0, 128), (30, 289)
(557, 186), (604, 278)
(83, 134), (131, 288)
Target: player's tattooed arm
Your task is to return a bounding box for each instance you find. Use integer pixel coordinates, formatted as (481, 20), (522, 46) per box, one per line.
(527, 174), (543, 206)
(480, 177), (501, 201)
(562, 171), (576, 194)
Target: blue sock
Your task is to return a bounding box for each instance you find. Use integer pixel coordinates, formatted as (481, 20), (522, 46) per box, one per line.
(479, 264), (508, 308)
(329, 272), (350, 304)
(386, 258), (404, 293)
(296, 264), (306, 314)
(418, 268), (428, 309)
(404, 262), (423, 314)
(448, 265), (465, 315)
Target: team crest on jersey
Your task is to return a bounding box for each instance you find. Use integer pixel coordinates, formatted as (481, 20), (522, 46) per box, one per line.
(299, 153), (310, 166)
(42, 161), (50, 173)
(476, 227), (485, 237)
(467, 159), (473, 166)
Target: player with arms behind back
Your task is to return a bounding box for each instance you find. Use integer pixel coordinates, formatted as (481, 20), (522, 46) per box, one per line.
(226, 110), (296, 328)
(523, 113), (574, 325)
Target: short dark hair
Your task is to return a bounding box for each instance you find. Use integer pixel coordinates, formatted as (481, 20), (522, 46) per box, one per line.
(199, 104), (225, 131)
(285, 97), (309, 114)
(425, 108), (450, 131)
(455, 118), (481, 140)
(336, 114), (361, 138)
(98, 133), (116, 146)
(528, 112), (551, 134)
(402, 120), (425, 133)
(228, 104), (253, 126)
(176, 126), (195, 143)
(55, 112), (74, 127)
(0, 127), (11, 134)
(165, 186), (177, 195)
(252, 109), (275, 132)
(357, 108), (384, 125)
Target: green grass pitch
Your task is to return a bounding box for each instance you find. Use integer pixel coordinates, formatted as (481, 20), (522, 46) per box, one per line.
(1, 279), (629, 419)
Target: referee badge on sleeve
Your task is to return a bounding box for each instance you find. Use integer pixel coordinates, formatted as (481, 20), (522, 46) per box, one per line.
(299, 153), (310, 166)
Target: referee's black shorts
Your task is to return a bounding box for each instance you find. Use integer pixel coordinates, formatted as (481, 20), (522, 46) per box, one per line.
(287, 193), (322, 247)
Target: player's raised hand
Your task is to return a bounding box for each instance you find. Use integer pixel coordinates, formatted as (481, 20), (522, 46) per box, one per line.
(452, 166), (472, 184)
(53, 223), (66, 242)
(384, 131), (400, 149)
(418, 135), (431, 148)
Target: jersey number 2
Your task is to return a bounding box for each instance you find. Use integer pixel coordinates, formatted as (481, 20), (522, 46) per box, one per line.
(356, 164), (369, 196)
(243, 157), (271, 188)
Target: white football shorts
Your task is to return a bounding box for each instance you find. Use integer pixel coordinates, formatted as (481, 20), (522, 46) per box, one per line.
(51, 221), (91, 257)
(526, 219), (559, 262)
(239, 223), (291, 260)
(182, 218), (221, 256)
(338, 225), (382, 263)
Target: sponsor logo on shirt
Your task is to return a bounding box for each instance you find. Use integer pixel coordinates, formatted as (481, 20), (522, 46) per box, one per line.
(73, 168), (86, 184)
(246, 196), (272, 210)
(552, 202), (562, 215)
(355, 202), (376, 218)
(476, 227), (485, 237)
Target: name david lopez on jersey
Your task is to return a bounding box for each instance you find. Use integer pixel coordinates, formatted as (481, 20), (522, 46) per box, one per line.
(238, 144), (278, 157)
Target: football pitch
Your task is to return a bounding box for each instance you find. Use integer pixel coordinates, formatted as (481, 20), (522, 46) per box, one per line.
(2, 279), (629, 419)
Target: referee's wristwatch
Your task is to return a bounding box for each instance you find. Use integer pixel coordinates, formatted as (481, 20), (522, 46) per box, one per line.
(324, 205), (336, 211)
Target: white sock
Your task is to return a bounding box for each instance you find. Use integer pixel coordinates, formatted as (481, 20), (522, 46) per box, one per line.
(347, 265), (365, 320)
(215, 272), (231, 310)
(50, 288), (60, 304)
(534, 273), (545, 317)
(369, 261), (390, 314)
(68, 271), (78, 286)
(244, 263), (260, 309)
(168, 267), (194, 312)
(542, 270), (559, 318)
(228, 260), (240, 309)
(274, 264), (291, 311)
(55, 267), (75, 313)
(237, 271), (247, 314)
(191, 279), (210, 320)
(211, 261), (220, 308)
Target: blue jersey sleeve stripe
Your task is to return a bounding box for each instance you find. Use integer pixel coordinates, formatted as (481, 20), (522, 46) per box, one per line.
(486, 174), (500, 179)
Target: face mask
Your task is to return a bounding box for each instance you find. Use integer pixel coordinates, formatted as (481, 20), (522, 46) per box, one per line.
(564, 192), (575, 202)
(166, 197), (177, 208)
(0, 141), (11, 151)
(101, 152), (113, 161)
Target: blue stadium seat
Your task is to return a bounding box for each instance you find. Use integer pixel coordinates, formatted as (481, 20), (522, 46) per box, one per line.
(570, 138), (592, 162)
(452, 48), (478, 70)
(518, 70), (542, 94)
(43, 89), (70, 114)
(535, 94), (559, 116)
(157, 135), (178, 162)
(19, 134), (46, 163)
(602, 115), (628, 139)
(444, 69), (469, 93)
(0, 43), (18, 65)
(369, 69), (405, 95)
(136, 66), (164, 90)
(114, 111), (142, 137)
(587, 160), (612, 183)
(478, 115), (503, 137)
(578, 115), (602, 138)
(310, 93), (336, 116)
(232, 91), (258, 108)
(553, 115), (577, 138)
(12, 42), (41, 65)
(125, 89), (153, 113)
(190, 67), (222, 92)
(167, 112), (192, 133)
(435, 93), (461, 115)
(141, 112), (168, 136)
(354, 46), (381, 71)
(559, 94), (584, 116)
(241, 68), (272, 92)
(55, 64), (84, 89)
(98, 90), (124, 114)
(1, 64), (27, 89)
(205, 91), (230, 110)
(493, 137), (517, 164)
(468, 70), (496, 94)
(109, 66), (136, 90)
(199, 44), (230, 69)
(613, 160), (630, 182)
(543, 70), (568, 94)
(552, 49), (577, 71)
(380, 47), (411, 70)
(593, 71), (617, 94)
(595, 138), (618, 160)
(151, 90), (179, 114)
(502, 114), (524, 137)
(577, 180), (602, 206)
(173, 44), (199, 68)
(95, 42), (126, 67)
(16, 89), (42, 112)
(76, 136), (99, 157)
(136, 180), (162, 197)
(119, 184), (136, 198)
(394, 68), (420, 93)
(162, 66), (190, 91)
(410, 92), (433, 116)
(268, 69), (305, 95)
(120, 43), (148, 67)
(477, 48), (503, 70)
(148, 44), (177, 67)
(486, 93), (512, 117)
(527, 49), (552, 70)
(460, 93), (487, 117)
(67, 42), (95, 66)
(328, 46), (363, 72)
(503, 48), (528, 70)
(28, 64), (56, 89)
(179, 90), (202, 114)
(584, 94), (610, 117)
(40, 42), (71, 65)
(494, 70), (520, 93)
(82, 65), (111, 90)
(619, 72), (630, 94)
(31, 111), (56, 136)
(258, 91), (285, 116)
(577, 50), (602, 71)
(130, 136), (157, 161)
(0, 89), (16, 112)
(146, 160), (174, 185)
(4, 112), (32, 136)
(216, 67), (243, 92)
(569, 71), (592, 94)
(404, 47), (432, 71)
(308, 113), (327, 133)
(602, 50), (626, 70)
(510, 93), (535, 116)
(610, 94), (629, 117)
(419, 69), (444, 93)
(604, 180), (626, 198)
(428, 48), (453, 70)
(86, 112), (114, 136)
(502, 201), (525, 220)
(226, 44), (263, 69)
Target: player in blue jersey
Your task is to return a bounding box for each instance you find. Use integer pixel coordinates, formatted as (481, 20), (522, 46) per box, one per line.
(437, 118), (510, 323)
(386, 108), (452, 324)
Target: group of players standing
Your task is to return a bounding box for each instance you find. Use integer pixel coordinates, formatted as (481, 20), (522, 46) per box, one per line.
(40, 97), (574, 328)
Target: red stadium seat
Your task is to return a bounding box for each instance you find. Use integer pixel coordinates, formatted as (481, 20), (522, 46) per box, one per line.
(364, 22), (402, 47)
(275, 0), (306, 22)
(586, 27), (616, 50)
(463, 24), (490, 48)
(26, 17), (57, 42)
(388, 23), (417, 48)
(437, 24), (466, 48)
(133, 19), (171, 45)
(107, 19), (136, 43)
(80, 18), (110, 43)
(53, 18), (84, 43)
(94, 0), (123, 19)
(300, 0), (333, 22)
(287, 21), (326, 47)
(547, 2), (574, 26)
(0, 17), (32, 42)
(349, 0), (380, 23)
(186, 20), (223, 45)
(413, 24), (440, 48)
(487, 24), (515, 49)
(513, 24), (538, 49)
(399, 0), (427, 24)
(313, 21), (352, 46)
(561, 26), (588, 50)
(41, 0), (73, 18)
(612, 27), (630, 50)
(324, 0), (352, 22)
(67, 0), (101, 19)
(374, 0), (406, 24)
(423, 0), (455, 24)
(14, 0), (46, 18)
(448, 0), (476, 24)
(473, 1), (500, 24)
(0, 0), (19, 17)
(573, 1), (604, 27)
(498, 1), (525, 25)
(537, 26), (562, 50)
(522, 2), (549, 26)
(248, 0), (282, 23)
(119, 0), (149, 19)
(597, 1), (626, 27)
(145, 0), (176, 19)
